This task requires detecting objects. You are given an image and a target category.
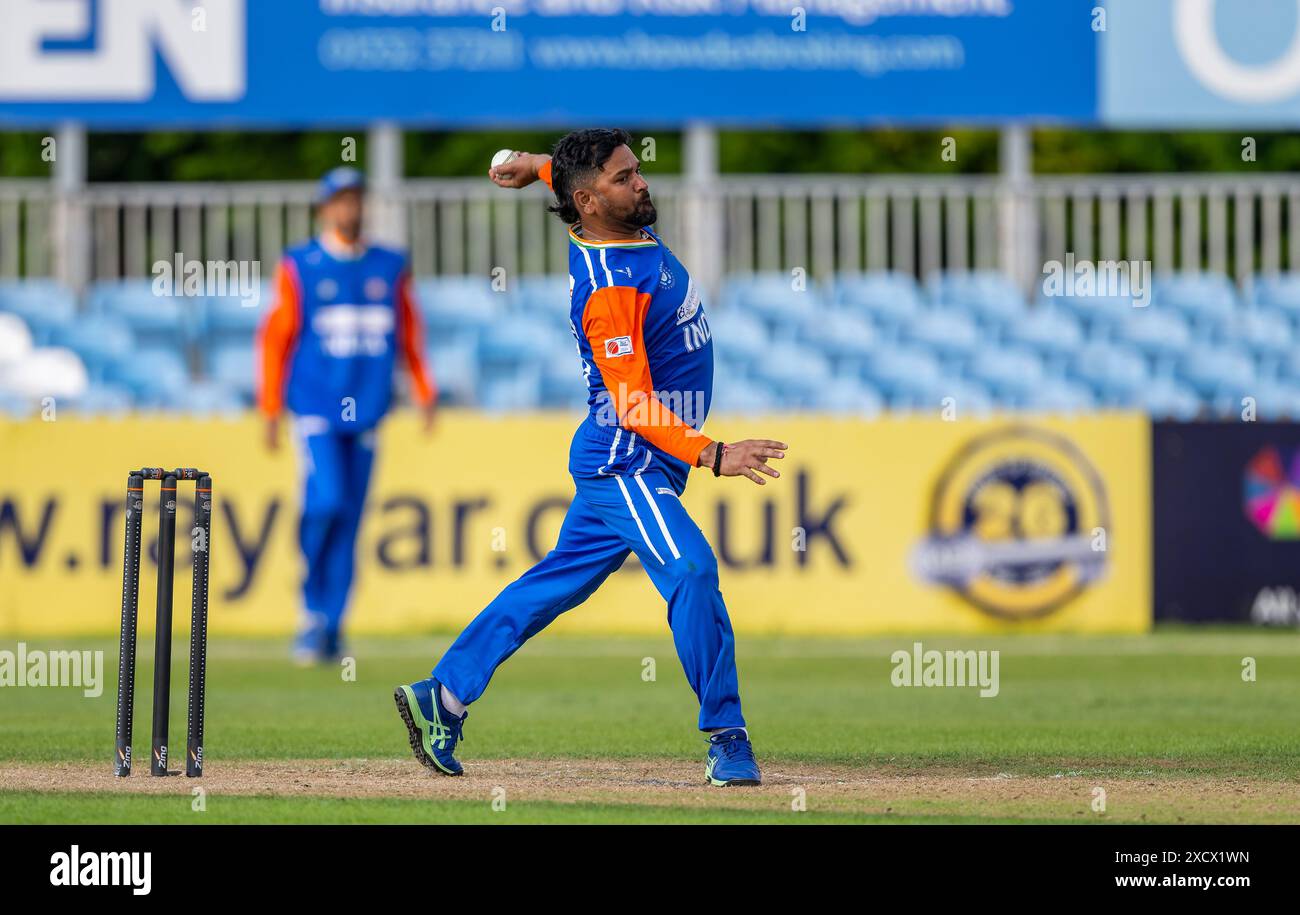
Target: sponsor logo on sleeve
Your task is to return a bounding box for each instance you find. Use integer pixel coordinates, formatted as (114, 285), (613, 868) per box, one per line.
(604, 336), (634, 358)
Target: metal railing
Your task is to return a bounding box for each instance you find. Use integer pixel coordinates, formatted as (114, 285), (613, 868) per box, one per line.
(2, 173), (1298, 296)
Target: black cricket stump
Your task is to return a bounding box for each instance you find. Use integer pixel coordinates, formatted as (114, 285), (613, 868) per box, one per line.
(114, 468), (213, 777)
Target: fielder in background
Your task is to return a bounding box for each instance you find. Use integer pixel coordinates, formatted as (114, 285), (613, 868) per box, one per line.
(257, 167), (438, 664)
(395, 130), (787, 787)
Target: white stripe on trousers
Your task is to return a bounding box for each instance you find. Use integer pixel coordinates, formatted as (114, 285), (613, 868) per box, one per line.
(633, 473), (681, 560)
(615, 476), (664, 565)
(599, 427), (622, 475)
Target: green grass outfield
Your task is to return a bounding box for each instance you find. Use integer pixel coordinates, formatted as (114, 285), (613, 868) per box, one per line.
(1, 628), (1297, 824)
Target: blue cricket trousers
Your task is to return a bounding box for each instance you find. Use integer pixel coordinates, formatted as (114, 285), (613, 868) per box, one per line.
(433, 467), (745, 731)
(296, 419), (376, 637)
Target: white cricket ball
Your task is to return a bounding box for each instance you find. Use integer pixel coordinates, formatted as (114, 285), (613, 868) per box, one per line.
(491, 149), (519, 169)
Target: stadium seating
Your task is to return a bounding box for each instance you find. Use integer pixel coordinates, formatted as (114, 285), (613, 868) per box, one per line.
(0, 269), (1296, 418)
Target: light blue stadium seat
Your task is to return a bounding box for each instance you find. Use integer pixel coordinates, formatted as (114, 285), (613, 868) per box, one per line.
(479, 363), (543, 412)
(1138, 378), (1202, 420)
(750, 342), (832, 405)
(205, 285), (269, 347)
(965, 347), (1044, 405)
(1006, 307), (1085, 363)
(0, 390), (36, 418)
(814, 377), (885, 415)
(709, 308), (770, 368)
(89, 280), (195, 345)
(1049, 290), (1140, 337)
(798, 309), (876, 364)
(427, 336), (480, 407)
(417, 276), (506, 339)
(208, 345), (255, 401)
(477, 314), (562, 370)
(512, 274), (570, 315)
(708, 370), (775, 414)
(1251, 273), (1300, 322)
(724, 272), (822, 340)
(902, 308), (982, 364)
(1178, 344), (1255, 398)
(890, 378), (995, 416)
(1216, 308), (1293, 360)
(829, 271), (922, 332)
(926, 271), (1026, 326)
(66, 383), (135, 415)
(860, 345), (942, 400)
(1115, 308), (1192, 366)
(1152, 272), (1237, 329)
(1226, 381), (1300, 420)
(105, 346), (190, 406)
(1022, 379), (1099, 414)
(169, 380), (247, 415)
(51, 315), (135, 382)
(538, 343), (588, 411)
(0, 280), (78, 345)
(1071, 341), (1149, 405)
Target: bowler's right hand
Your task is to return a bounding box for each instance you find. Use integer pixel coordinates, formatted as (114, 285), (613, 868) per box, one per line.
(489, 153), (549, 190)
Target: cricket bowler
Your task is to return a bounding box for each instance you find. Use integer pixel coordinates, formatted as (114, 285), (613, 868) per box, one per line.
(258, 167), (438, 664)
(395, 129), (786, 786)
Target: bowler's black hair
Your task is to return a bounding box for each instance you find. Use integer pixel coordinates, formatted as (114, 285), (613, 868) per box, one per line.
(547, 128), (633, 224)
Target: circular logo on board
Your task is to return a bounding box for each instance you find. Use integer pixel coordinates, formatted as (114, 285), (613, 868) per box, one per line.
(911, 427), (1109, 621)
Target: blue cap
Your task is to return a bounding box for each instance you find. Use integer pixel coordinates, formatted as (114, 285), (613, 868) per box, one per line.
(315, 167), (365, 205)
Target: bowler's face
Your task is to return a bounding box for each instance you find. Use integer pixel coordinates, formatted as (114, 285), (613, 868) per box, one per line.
(592, 145), (656, 229)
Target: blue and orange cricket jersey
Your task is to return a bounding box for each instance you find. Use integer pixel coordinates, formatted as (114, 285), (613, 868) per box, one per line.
(541, 163), (716, 494)
(256, 234), (435, 428)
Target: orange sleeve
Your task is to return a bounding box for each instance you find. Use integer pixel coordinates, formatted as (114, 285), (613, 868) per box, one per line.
(397, 272), (436, 408)
(582, 285), (713, 467)
(255, 258), (301, 418)
(538, 158), (553, 191)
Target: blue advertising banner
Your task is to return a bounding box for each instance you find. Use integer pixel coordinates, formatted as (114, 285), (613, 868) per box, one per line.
(0, 0), (1099, 127)
(1102, 0), (1300, 126)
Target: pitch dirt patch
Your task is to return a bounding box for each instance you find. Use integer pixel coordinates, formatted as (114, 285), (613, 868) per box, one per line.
(3, 759), (1297, 823)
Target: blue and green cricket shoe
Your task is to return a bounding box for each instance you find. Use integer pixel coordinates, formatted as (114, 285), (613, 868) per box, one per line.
(705, 728), (761, 787)
(394, 678), (467, 776)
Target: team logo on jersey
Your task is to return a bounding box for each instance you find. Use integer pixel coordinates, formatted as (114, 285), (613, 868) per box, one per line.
(659, 264), (675, 289)
(604, 336), (634, 358)
(676, 280), (700, 325)
(316, 279), (338, 301)
(614, 265), (634, 279)
(364, 277), (389, 301)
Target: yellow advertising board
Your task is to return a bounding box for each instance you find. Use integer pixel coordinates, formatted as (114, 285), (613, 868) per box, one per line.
(0, 412), (1151, 636)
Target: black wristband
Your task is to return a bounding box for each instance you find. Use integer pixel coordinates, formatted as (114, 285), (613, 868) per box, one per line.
(712, 442), (724, 477)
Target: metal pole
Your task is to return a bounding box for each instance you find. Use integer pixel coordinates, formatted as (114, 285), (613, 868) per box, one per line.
(999, 125), (1036, 294)
(683, 122), (722, 303)
(53, 122), (89, 294)
(368, 121), (406, 247)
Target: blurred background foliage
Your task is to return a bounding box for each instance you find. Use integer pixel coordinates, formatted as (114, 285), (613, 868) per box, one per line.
(0, 129), (1294, 180)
